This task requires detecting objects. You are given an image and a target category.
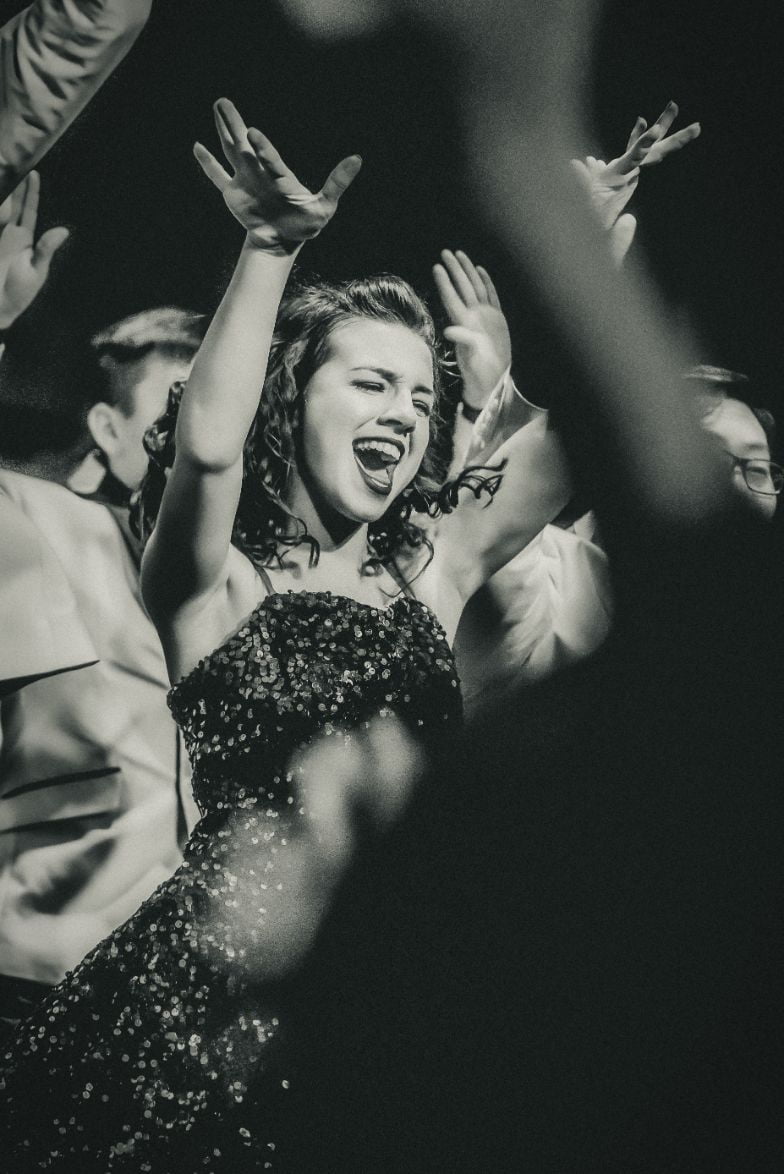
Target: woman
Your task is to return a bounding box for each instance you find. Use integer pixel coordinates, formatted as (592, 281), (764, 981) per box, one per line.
(0, 100), (568, 1172)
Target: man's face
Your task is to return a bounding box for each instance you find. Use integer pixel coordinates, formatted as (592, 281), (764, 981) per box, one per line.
(702, 396), (777, 521)
(91, 353), (193, 490)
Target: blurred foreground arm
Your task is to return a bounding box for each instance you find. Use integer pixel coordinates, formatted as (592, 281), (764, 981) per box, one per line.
(0, 0), (152, 200)
(409, 0), (724, 526)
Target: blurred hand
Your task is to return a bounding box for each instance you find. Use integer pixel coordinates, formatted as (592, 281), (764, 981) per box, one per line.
(0, 173), (69, 330)
(194, 99), (362, 253)
(210, 715), (422, 982)
(433, 249), (512, 410)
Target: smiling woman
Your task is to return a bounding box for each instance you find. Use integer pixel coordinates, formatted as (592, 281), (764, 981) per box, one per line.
(0, 99), (570, 1171)
(134, 272), (458, 590)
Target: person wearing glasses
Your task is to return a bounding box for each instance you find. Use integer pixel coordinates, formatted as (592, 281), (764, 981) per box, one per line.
(685, 365), (780, 521)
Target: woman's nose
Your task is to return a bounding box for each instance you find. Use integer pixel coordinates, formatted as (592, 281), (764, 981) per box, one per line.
(379, 389), (417, 430)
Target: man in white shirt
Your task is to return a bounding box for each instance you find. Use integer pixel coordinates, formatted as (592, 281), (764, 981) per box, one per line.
(0, 161), (188, 1031)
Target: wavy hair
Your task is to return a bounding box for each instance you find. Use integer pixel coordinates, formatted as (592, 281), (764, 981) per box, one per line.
(131, 273), (503, 577)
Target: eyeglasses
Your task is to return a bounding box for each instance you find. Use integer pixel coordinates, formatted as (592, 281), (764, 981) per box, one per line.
(725, 451), (784, 496)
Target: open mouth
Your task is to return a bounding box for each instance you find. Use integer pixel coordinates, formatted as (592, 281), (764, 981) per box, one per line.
(352, 438), (404, 495)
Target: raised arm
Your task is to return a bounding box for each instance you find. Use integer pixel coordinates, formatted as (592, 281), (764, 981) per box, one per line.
(0, 0), (152, 200)
(141, 99), (360, 625)
(434, 249), (547, 477)
(440, 99), (703, 558)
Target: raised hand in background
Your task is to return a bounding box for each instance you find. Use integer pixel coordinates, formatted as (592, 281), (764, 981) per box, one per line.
(0, 171), (68, 330)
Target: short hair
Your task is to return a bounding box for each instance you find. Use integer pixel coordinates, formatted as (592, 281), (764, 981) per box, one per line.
(89, 307), (206, 415)
(683, 364), (777, 454)
(683, 364), (750, 390)
(0, 317), (91, 471)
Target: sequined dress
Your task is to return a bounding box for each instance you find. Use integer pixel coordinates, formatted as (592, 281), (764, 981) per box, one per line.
(0, 591), (461, 1172)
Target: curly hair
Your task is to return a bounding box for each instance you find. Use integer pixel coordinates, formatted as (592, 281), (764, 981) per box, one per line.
(131, 273), (503, 577)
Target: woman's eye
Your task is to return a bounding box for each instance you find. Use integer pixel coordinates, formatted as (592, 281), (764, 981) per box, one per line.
(414, 400), (432, 418)
(354, 380), (385, 392)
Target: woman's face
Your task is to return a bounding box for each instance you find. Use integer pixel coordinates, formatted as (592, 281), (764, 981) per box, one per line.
(292, 317), (435, 525)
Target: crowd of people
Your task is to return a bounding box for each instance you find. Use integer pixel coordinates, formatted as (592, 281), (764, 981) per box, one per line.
(0, 0), (782, 1170)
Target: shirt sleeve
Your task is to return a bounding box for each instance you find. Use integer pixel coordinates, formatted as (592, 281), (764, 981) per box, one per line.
(459, 367), (549, 470)
(0, 0), (152, 200)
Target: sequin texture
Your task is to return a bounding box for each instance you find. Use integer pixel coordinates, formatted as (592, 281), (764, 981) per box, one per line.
(0, 591), (461, 1171)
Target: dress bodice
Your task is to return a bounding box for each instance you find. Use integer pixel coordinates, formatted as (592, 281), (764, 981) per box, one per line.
(168, 590), (462, 817)
(0, 589), (462, 1173)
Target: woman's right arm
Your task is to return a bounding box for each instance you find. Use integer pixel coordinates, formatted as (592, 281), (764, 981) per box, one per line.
(141, 99), (360, 622)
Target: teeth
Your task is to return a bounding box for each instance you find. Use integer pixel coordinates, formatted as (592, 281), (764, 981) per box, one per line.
(353, 440), (402, 464)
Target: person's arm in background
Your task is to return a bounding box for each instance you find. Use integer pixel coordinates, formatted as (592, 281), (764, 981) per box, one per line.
(433, 249), (546, 477)
(0, 0), (152, 201)
(0, 170), (68, 342)
(443, 104), (701, 475)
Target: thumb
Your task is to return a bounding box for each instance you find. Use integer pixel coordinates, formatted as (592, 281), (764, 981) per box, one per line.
(321, 154), (363, 204)
(609, 213), (636, 267)
(32, 226), (69, 272)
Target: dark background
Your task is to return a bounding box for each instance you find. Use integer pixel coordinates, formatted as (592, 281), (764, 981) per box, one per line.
(3, 0), (782, 419)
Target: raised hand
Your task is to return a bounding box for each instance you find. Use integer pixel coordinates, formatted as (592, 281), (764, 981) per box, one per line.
(194, 99), (362, 252)
(433, 249), (512, 410)
(0, 172), (69, 329)
(571, 101), (700, 261)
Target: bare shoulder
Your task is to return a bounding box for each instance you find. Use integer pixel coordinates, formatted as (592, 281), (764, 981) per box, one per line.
(151, 547), (268, 687)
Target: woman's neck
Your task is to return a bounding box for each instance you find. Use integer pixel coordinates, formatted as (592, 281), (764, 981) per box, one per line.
(261, 523), (405, 606)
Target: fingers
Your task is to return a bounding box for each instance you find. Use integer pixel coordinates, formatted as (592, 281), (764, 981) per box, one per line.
(1, 176), (30, 229)
(213, 98), (249, 150)
(646, 99), (680, 142)
(320, 153), (363, 203)
(477, 264), (501, 309)
(456, 250), (487, 301)
(212, 98), (256, 176)
(643, 121), (701, 165)
(440, 249), (479, 307)
(31, 225), (69, 272)
(193, 142), (231, 191)
(19, 170), (40, 235)
(432, 261), (465, 323)
(620, 128), (657, 171)
(625, 116), (647, 152)
(247, 127), (292, 180)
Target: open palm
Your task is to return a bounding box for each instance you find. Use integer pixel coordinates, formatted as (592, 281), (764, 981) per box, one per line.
(433, 249), (512, 410)
(0, 173), (69, 329)
(194, 100), (361, 251)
